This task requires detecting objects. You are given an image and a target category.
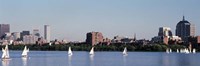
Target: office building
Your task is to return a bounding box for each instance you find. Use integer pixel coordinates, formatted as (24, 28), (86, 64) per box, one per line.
(86, 32), (104, 45)
(190, 24), (195, 36)
(111, 35), (135, 43)
(152, 27), (179, 44)
(20, 31), (30, 40)
(198, 36), (200, 44)
(12, 32), (20, 40)
(33, 29), (40, 37)
(23, 35), (38, 44)
(0, 24), (10, 38)
(44, 25), (50, 42)
(4, 32), (13, 40)
(158, 27), (172, 37)
(176, 16), (192, 42)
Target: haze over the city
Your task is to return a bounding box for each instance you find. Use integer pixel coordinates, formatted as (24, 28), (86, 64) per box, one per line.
(0, 0), (200, 41)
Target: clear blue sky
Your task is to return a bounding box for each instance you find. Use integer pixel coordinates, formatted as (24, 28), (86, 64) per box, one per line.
(0, 0), (200, 41)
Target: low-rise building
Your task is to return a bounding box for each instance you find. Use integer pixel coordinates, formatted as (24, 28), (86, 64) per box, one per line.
(23, 35), (38, 44)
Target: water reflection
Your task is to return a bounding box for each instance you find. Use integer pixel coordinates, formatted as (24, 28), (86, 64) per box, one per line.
(22, 57), (27, 66)
(162, 53), (170, 66)
(90, 55), (94, 61)
(176, 54), (192, 66)
(89, 55), (94, 66)
(68, 56), (72, 66)
(123, 56), (127, 66)
(2, 60), (10, 66)
(161, 53), (196, 66)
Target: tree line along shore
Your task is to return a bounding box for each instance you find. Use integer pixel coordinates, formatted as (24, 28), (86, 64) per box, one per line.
(1, 43), (199, 52)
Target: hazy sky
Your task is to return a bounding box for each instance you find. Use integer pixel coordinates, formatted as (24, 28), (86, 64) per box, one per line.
(0, 0), (200, 41)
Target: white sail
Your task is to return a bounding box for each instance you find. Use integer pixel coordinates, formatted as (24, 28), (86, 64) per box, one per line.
(180, 49), (183, 53)
(169, 49), (172, 53)
(123, 47), (128, 56)
(89, 47), (94, 55)
(185, 48), (190, 54)
(22, 46), (29, 57)
(193, 49), (196, 53)
(68, 47), (73, 56)
(2, 48), (6, 58)
(166, 48), (169, 53)
(2, 45), (10, 59)
(176, 49), (179, 53)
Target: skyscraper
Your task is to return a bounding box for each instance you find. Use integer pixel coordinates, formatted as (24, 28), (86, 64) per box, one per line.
(0, 24), (10, 38)
(176, 16), (192, 42)
(44, 25), (50, 42)
(86, 32), (104, 45)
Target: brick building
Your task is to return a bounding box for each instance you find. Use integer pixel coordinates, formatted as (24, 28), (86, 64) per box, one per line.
(86, 32), (104, 45)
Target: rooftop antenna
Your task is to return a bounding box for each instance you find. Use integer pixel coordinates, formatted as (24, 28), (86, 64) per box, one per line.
(183, 15), (185, 21)
(182, 11), (185, 21)
(134, 33), (136, 40)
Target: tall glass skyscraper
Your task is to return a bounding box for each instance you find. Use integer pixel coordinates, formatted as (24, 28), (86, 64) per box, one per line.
(176, 16), (192, 42)
(44, 25), (50, 42)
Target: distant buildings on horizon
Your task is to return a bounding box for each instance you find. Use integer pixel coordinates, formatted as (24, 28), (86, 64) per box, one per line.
(0, 24), (51, 45)
(86, 16), (200, 46)
(0, 16), (199, 46)
(152, 16), (199, 46)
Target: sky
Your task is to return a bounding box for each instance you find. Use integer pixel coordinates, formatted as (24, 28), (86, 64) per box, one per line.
(0, 0), (200, 41)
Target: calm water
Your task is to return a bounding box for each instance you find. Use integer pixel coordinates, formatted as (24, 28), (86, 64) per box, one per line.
(0, 51), (200, 66)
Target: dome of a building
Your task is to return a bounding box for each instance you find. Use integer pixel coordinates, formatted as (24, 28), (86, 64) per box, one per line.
(177, 16), (190, 24)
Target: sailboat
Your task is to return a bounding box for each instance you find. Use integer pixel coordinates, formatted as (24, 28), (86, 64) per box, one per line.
(169, 49), (172, 53)
(89, 47), (94, 55)
(176, 49), (179, 53)
(68, 47), (73, 56)
(180, 49), (183, 53)
(22, 46), (29, 58)
(2, 45), (10, 59)
(193, 49), (196, 53)
(123, 47), (128, 56)
(166, 48), (169, 53)
(185, 48), (190, 54)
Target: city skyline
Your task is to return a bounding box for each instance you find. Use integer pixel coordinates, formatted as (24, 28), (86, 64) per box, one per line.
(1, 0), (200, 41)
